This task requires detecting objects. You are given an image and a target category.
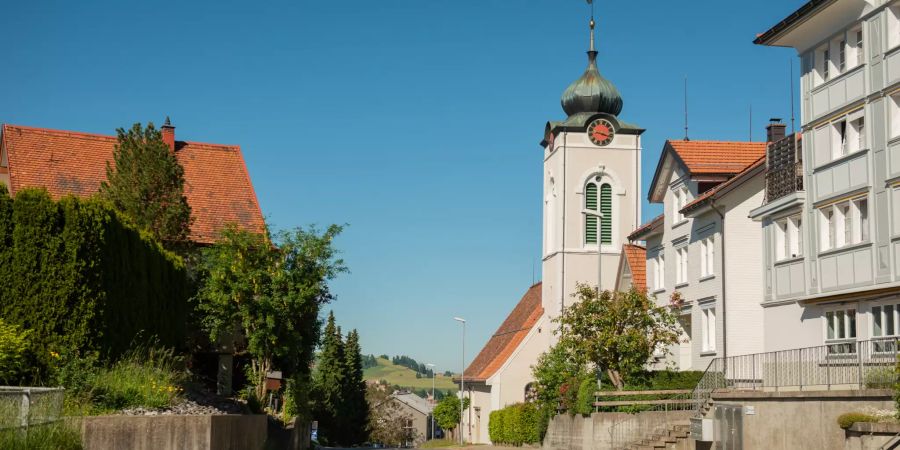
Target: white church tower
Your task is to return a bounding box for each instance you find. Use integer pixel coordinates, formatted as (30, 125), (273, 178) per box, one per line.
(541, 14), (643, 320)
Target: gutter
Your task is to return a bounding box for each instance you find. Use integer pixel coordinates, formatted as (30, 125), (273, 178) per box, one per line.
(709, 200), (727, 362)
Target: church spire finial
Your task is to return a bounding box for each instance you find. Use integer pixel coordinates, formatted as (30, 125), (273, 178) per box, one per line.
(588, 0), (595, 52)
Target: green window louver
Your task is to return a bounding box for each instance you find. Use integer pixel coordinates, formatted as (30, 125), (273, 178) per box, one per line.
(585, 183), (598, 244)
(600, 183), (612, 244)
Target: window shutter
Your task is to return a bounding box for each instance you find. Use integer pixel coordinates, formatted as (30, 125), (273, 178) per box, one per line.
(585, 183), (598, 244)
(600, 184), (612, 244)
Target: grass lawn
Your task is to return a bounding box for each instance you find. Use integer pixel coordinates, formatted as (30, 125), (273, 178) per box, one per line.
(363, 358), (457, 393)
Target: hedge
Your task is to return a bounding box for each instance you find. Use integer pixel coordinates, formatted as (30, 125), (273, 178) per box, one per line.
(0, 187), (189, 379)
(489, 403), (544, 445)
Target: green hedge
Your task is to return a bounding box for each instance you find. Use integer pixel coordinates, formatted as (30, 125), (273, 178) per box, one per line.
(488, 403), (544, 445)
(0, 188), (189, 380)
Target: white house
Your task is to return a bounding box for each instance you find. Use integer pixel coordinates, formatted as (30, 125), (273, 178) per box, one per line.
(629, 137), (769, 370)
(751, 0), (900, 354)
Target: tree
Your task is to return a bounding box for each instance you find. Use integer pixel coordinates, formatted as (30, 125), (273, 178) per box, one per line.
(433, 395), (471, 441)
(555, 285), (681, 389)
(312, 312), (346, 444)
(100, 122), (192, 245)
(195, 224), (346, 403)
(530, 341), (588, 414)
(368, 388), (417, 447)
(342, 329), (370, 444)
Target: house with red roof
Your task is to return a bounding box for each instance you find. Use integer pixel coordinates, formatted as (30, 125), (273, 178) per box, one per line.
(615, 243), (647, 292)
(0, 120), (265, 244)
(627, 122), (782, 370)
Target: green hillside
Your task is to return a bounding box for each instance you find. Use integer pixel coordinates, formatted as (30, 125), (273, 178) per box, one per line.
(364, 358), (458, 393)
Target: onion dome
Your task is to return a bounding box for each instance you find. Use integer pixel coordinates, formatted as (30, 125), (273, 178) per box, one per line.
(561, 50), (623, 117)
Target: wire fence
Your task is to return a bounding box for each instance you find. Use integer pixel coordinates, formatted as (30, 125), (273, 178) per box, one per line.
(608, 338), (900, 449)
(0, 387), (65, 431)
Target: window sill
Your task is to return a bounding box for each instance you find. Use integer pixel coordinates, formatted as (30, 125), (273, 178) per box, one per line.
(700, 351), (717, 357)
(818, 241), (871, 258)
(675, 282), (689, 289)
(774, 255), (804, 267)
(652, 288), (666, 295)
(699, 274), (716, 283)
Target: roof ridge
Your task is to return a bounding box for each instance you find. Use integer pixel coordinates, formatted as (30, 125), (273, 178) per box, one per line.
(3, 124), (241, 150)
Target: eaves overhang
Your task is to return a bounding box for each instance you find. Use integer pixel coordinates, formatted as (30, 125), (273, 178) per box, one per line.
(628, 214), (664, 241)
(754, 0), (870, 51)
(754, 0), (835, 46)
(648, 143), (684, 203)
(540, 113), (645, 147)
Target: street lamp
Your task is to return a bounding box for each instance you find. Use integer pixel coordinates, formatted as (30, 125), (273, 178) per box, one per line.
(426, 363), (435, 440)
(453, 317), (466, 445)
(581, 165), (606, 294)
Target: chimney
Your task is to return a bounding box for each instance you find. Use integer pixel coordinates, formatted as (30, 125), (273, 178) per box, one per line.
(161, 116), (175, 152)
(766, 118), (786, 143)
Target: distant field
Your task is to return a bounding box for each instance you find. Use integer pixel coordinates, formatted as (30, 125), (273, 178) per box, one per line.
(363, 358), (458, 393)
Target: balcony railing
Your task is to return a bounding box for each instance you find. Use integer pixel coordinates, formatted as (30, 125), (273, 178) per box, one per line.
(765, 134), (803, 203)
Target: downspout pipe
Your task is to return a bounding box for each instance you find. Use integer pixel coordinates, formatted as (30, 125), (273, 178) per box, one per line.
(709, 200), (727, 363)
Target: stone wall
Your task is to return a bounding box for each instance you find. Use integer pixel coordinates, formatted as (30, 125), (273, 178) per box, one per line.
(79, 414), (267, 450)
(711, 389), (893, 450)
(844, 422), (900, 449)
(543, 410), (691, 450)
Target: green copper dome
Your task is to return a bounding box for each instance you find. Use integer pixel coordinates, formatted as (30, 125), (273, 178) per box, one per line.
(561, 50), (623, 118)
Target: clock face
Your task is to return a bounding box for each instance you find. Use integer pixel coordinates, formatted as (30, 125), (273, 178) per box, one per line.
(588, 119), (615, 146)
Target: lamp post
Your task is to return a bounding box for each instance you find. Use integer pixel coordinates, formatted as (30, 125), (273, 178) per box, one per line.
(453, 317), (466, 445)
(582, 165), (606, 294)
(426, 363), (435, 440)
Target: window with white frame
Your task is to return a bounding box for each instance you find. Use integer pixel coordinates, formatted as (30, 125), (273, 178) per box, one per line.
(850, 116), (865, 152)
(700, 236), (714, 277)
(889, 5), (900, 51)
(825, 307), (857, 354)
(817, 45), (831, 84)
(833, 119), (848, 159)
(651, 252), (665, 291)
(839, 38), (847, 72)
(672, 187), (688, 223)
(819, 197), (869, 252)
(775, 215), (803, 260)
(701, 306), (716, 353)
(872, 303), (900, 353)
(675, 247), (688, 285)
(853, 26), (864, 67)
(891, 93), (900, 139)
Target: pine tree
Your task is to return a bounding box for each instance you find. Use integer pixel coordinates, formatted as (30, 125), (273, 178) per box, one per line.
(100, 121), (192, 245)
(312, 312), (346, 444)
(343, 329), (370, 444)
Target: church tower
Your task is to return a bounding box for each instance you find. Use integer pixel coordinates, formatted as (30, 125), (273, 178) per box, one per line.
(541, 12), (643, 320)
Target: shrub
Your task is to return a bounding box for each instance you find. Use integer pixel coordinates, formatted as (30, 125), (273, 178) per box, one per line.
(0, 188), (190, 381)
(489, 403), (544, 445)
(574, 375), (596, 416)
(0, 319), (30, 384)
(838, 412), (877, 429)
(865, 366), (896, 389)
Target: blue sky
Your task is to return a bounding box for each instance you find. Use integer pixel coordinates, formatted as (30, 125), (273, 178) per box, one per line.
(2, 1), (801, 372)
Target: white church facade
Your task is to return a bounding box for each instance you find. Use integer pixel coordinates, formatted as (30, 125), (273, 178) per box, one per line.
(459, 15), (643, 444)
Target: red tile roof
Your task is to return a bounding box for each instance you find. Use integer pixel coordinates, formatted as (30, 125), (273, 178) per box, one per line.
(1, 124), (265, 244)
(667, 140), (767, 175)
(627, 214), (663, 241)
(464, 283), (543, 382)
(680, 156), (765, 215)
(622, 244), (647, 292)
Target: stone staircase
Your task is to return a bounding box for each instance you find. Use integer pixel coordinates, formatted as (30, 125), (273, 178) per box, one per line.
(626, 421), (692, 450)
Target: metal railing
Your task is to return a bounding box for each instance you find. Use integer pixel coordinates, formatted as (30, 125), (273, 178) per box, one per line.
(0, 387), (65, 431)
(765, 161), (804, 203)
(608, 338), (899, 449)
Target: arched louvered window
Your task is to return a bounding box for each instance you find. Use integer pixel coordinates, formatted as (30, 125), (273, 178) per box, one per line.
(585, 183), (598, 244)
(600, 183), (612, 244)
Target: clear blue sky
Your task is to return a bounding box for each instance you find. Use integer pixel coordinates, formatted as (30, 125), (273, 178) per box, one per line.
(2, 1), (800, 372)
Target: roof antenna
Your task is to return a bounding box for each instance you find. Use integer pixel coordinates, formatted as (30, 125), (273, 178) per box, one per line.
(684, 77), (690, 141)
(749, 104), (753, 142)
(790, 58), (796, 135)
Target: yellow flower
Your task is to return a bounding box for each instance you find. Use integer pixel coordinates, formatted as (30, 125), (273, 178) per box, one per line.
(49, 351), (60, 359)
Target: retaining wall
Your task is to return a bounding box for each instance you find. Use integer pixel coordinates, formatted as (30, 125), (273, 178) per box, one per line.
(79, 414), (266, 450)
(843, 422), (900, 449)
